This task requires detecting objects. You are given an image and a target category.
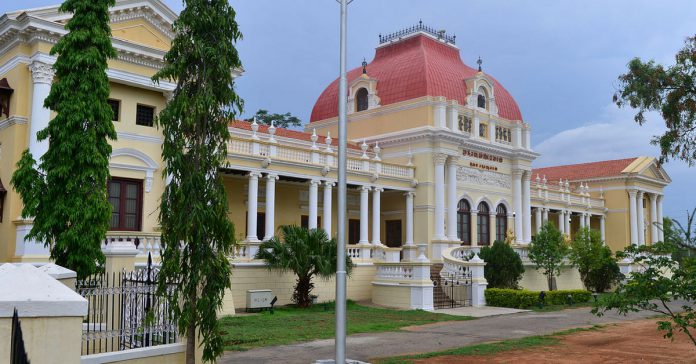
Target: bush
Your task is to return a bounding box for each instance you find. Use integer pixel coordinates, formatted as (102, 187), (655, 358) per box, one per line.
(485, 288), (591, 309)
(568, 228), (622, 292)
(479, 240), (524, 289)
(529, 223), (569, 290)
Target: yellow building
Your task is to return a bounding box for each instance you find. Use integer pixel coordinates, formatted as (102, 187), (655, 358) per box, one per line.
(0, 1), (670, 310)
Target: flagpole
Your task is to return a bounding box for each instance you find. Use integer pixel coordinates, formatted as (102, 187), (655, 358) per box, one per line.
(335, 0), (349, 362)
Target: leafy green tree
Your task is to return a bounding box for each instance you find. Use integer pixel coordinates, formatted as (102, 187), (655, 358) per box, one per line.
(613, 35), (696, 165)
(528, 222), (568, 291)
(255, 225), (352, 308)
(664, 209), (696, 261)
(568, 228), (621, 292)
(593, 242), (696, 346)
(478, 240), (524, 289)
(11, 0), (116, 279)
(152, 1), (242, 362)
(245, 109), (302, 129)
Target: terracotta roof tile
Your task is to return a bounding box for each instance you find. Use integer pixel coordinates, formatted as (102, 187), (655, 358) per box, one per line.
(532, 158), (639, 183)
(310, 34), (522, 123)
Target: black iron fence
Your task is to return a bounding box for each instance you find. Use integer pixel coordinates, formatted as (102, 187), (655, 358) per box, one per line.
(433, 271), (472, 309)
(11, 308), (30, 364)
(77, 254), (178, 355)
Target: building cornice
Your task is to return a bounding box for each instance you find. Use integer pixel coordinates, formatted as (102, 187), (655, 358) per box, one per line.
(0, 115), (28, 131)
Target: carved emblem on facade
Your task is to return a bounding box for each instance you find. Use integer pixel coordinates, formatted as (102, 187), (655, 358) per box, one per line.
(457, 166), (511, 189)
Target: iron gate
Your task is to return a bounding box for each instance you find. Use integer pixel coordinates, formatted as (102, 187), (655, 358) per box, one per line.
(433, 270), (472, 309)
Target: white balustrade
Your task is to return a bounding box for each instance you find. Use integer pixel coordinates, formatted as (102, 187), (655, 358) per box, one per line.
(105, 232), (161, 257)
(346, 246), (361, 259)
(375, 264), (414, 280)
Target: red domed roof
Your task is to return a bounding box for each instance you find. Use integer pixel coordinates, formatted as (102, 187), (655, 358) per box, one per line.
(310, 34), (523, 123)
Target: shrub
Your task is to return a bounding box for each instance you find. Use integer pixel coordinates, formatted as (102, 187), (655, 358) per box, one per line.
(568, 228), (621, 292)
(529, 222), (569, 290)
(485, 288), (591, 309)
(479, 240), (524, 289)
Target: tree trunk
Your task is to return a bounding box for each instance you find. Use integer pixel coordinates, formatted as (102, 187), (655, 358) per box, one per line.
(547, 274), (557, 291)
(186, 291), (196, 364)
(294, 275), (313, 308)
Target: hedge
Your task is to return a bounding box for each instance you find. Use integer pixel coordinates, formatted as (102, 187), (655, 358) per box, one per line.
(485, 288), (592, 309)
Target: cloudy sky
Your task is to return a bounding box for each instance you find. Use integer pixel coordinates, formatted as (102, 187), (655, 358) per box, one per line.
(5, 0), (696, 223)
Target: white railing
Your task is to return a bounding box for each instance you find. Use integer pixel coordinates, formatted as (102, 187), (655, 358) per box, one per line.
(513, 246), (530, 260)
(346, 246), (361, 259)
(228, 137), (415, 180)
(375, 264), (413, 280)
(230, 243), (250, 260)
(441, 246), (475, 279)
(105, 232), (161, 257)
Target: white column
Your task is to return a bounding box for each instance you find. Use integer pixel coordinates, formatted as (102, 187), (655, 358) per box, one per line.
(263, 173), (278, 241)
(446, 157), (459, 241)
(657, 195), (664, 241)
(628, 189), (638, 245)
(637, 191), (645, 245)
(580, 213), (586, 229)
(405, 192), (415, 245)
(534, 207), (542, 234)
(433, 153), (447, 240)
(564, 211), (571, 235)
(512, 170), (524, 243)
(359, 186), (370, 244)
(372, 187), (383, 245)
(649, 193), (658, 243)
(308, 179), (320, 230)
(246, 172), (261, 242)
(542, 208), (549, 224)
(600, 215), (606, 242)
(558, 210), (565, 234)
(522, 171), (532, 243)
(28, 61), (55, 161)
(322, 181), (334, 236)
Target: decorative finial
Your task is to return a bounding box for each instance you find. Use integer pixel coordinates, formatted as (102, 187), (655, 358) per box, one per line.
(407, 148), (413, 166)
(251, 116), (259, 140)
(477, 56), (482, 72)
(419, 19), (423, 26)
(360, 139), (369, 159)
(325, 131), (333, 153)
(373, 141), (381, 161)
(362, 58), (367, 74)
(268, 120), (276, 143)
(311, 128), (318, 150)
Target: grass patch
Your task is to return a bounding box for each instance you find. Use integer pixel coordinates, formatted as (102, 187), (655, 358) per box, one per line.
(374, 325), (606, 364)
(219, 300), (473, 351)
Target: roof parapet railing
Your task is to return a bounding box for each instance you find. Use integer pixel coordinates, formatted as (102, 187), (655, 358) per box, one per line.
(379, 20), (456, 45)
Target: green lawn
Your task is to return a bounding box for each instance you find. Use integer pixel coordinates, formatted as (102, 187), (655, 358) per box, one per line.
(219, 300), (473, 351)
(374, 325), (605, 364)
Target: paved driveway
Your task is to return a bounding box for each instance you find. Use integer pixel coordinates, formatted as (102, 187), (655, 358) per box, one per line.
(220, 306), (670, 364)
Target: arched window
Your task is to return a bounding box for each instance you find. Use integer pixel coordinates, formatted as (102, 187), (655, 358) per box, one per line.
(496, 204), (508, 242)
(477, 86), (487, 109)
(356, 88), (369, 112)
(477, 202), (490, 246)
(457, 199), (471, 245)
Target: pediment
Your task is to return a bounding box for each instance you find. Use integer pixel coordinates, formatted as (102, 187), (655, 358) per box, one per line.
(111, 18), (171, 51)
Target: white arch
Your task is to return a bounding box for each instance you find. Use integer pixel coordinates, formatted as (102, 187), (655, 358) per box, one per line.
(456, 192), (474, 207)
(474, 196), (493, 213)
(494, 198), (511, 214)
(110, 148), (159, 193)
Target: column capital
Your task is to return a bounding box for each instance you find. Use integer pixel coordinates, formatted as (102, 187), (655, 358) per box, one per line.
(627, 188), (638, 197)
(324, 181), (335, 187)
(636, 190), (645, 198)
(360, 185), (372, 192)
(29, 61), (55, 84)
(404, 191), (416, 198)
(521, 170), (532, 181)
(433, 153), (448, 165)
(447, 155), (460, 165)
(248, 171), (262, 179)
(265, 173), (279, 180)
(512, 169), (525, 178)
(309, 179), (322, 186)
(373, 187), (384, 193)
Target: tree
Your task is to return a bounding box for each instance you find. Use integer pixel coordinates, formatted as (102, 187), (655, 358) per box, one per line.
(245, 109), (302, 129)
(478, 240), (524, 289)
(664, 208), (696, 261)
(568, 228), (621, 292)
(613, 35), (696, 165)
(255, 225), (352, 308)
(11, 0), (116, 279)
(593, 242), (696, 346)
(152, 1), (242, 362)
(528, 222), (568, 291)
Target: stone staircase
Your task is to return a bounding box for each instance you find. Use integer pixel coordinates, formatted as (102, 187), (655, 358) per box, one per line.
(430, 263), (452, 309)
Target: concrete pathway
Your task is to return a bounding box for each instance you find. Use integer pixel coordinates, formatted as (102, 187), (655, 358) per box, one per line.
(220, 306), (667, 364)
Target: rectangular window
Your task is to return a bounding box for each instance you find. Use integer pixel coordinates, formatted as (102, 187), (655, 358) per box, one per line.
(136, 104), (155, 127)
(108, 178), (143, 231)
(107, 99), (120, 121)
(385, 220), (402, 248)
(301, 215), (321, 230)
(245, 212), (265, 239)
(348, 219), (360, 245)
(479, 123), (488, 138)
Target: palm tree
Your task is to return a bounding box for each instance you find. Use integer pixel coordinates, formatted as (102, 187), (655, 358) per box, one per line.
(255, 225), (352, 308)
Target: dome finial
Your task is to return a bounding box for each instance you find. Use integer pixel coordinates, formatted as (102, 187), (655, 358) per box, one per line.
(362, 58), (367, 74)
(477, 56), (483, 72)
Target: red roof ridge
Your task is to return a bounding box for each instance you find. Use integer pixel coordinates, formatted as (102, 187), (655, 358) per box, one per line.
(532, 157), (640, 182)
